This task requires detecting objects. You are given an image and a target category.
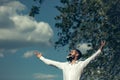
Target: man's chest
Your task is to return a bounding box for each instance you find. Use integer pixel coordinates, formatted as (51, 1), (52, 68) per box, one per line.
(63, 63), (80, 72)
(62, 62), (84, 73)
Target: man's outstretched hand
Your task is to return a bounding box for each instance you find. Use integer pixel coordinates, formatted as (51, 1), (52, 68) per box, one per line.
(34, 51), (42, 58)
(100, 41), (106, 50)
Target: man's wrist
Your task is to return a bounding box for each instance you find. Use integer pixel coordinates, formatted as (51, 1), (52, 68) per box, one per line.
(99, 45), (103, 50)
(39, 56), (44, 60)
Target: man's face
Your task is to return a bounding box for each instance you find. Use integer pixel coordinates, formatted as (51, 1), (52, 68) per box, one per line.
(70, 50), (77, 56)
(69, 50), (79, 58)
(66, 50), (78, 62)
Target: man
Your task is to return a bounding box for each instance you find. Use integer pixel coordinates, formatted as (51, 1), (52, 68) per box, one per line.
(35, 41), (105, 80)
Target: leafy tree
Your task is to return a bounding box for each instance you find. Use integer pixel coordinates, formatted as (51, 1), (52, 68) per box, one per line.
(29, 0), (120, 79)
(54, 0), (120, 80)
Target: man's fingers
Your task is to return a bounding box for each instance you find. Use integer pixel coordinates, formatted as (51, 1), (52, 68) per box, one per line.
(34, 50), (42, 58)
(101, 40), (106, 46)
(103, 40), (105, 44)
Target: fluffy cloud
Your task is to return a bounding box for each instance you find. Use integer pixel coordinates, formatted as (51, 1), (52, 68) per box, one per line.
(0, 53), (4, 58)
(0, 1), (53, 51)
(0, 49), (18, 58)
(0, 49), (4, 58)
(33, 73), (57, 80)
(23, 50), (34, 58)
(77, 43), (92, 54)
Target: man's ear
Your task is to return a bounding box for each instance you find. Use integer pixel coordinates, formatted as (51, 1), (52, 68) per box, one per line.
(75, 53), (79, 57)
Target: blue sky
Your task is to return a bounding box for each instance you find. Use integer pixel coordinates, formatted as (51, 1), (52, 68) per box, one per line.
(0, 0), (66, 80)
(0, 0), (91, 80)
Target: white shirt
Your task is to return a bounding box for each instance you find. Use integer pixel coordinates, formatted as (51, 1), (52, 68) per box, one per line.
(40, 49), (101, 80)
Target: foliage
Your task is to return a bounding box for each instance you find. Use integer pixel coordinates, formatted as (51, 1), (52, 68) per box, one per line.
(29, 0), (44, 17)
(54, 0), (120, 80)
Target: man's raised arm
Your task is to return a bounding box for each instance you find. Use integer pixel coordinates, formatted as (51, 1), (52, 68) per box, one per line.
(34, 51), (64, 70)
(82, 41), (106, 68)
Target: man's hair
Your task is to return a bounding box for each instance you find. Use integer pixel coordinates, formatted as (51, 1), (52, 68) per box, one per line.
(75, 49), (82, 60)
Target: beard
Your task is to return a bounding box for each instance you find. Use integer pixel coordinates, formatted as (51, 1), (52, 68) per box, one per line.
(66, 54), (75, 62)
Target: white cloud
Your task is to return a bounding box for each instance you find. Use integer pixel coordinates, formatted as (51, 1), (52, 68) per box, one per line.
(0, 49), (18, 58)
(9, 49), (18, 54)
(33, 73), (57, 80)
(0, 49), (4, 58)
(0, 1), (53, 50)
(0, 53), (4, 58)
(77, 43), (92, 54)
(23, 50), (34, 58)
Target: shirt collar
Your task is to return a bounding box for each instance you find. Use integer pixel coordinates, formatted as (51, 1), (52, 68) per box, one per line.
(68, 60), (79, 64)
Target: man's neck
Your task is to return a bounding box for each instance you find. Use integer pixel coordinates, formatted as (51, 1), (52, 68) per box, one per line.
(70, 59), (77, 64)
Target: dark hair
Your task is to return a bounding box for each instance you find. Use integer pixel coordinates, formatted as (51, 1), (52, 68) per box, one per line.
(75, 49), (82, 60)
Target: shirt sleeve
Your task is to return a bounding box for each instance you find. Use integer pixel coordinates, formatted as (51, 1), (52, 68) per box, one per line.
(39, 56), (64, 70)
(82, 49), (101, 68)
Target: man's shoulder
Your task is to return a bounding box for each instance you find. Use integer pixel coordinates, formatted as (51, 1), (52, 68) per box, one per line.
(61, 61), (70, 64)
(78, 60), (84, 64)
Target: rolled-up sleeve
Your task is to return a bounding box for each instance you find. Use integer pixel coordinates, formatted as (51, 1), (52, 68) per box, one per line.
(82, 49), (101, 68)
(40, 56), (64, 70)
